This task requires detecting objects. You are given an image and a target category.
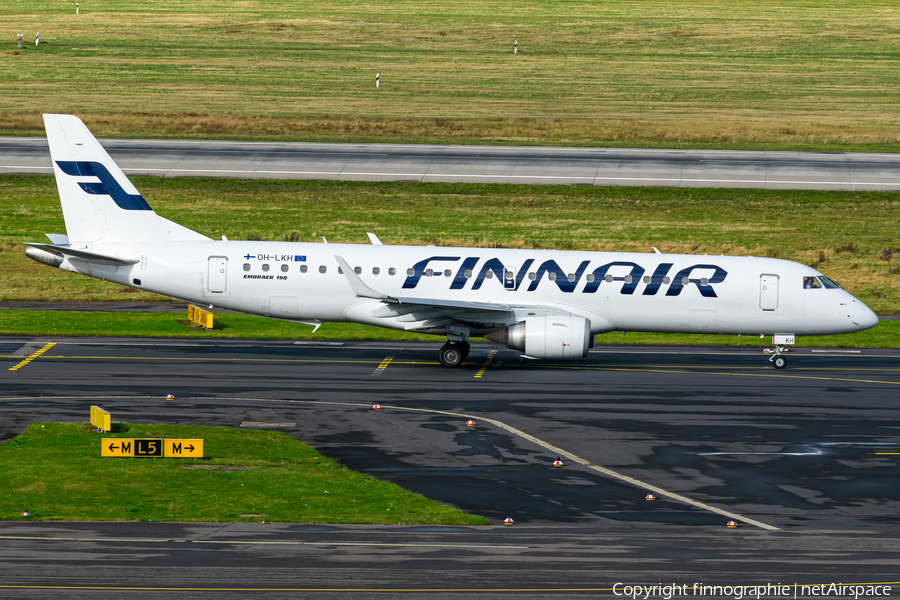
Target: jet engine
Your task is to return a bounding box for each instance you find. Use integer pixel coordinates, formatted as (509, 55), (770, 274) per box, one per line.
(488, 315), (592, 359)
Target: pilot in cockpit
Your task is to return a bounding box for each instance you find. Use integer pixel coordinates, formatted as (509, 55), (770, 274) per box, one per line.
(803, 276), (822, 289)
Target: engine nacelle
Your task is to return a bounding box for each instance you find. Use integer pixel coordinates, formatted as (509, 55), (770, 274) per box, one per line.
(505, 315), (591, 359)
(25, 246), (63, 268)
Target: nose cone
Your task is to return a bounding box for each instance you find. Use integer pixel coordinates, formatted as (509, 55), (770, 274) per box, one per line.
(852, 302), (879, 331)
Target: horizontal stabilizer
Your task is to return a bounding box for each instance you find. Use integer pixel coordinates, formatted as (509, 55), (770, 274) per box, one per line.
(25, 243), (139, 265)
(45, 233), (69, 245)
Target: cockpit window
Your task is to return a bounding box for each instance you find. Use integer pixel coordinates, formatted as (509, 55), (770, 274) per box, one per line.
(818, 276), (841, 289)
(803, 276), (822, 289)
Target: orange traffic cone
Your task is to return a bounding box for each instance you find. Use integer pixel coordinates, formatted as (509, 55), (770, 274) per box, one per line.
(503, 517), (514, 525)
(466, 419), (475, 426)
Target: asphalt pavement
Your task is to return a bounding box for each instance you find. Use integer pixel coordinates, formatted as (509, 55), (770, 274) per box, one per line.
(4, 137), (900, 190)
(1, 337), (899, 596)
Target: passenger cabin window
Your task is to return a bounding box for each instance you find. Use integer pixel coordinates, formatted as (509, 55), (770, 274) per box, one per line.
(243, 263), (250, 272)
(354, 266), (362, 274)
(319, 265), (327, 273)
(407, 268), (415, 276)
(373, 267), (380, 275)
(586, 274), (594, 283)
(262, 264), (270, 272)
(389, 267), (396, 276)
(281, 264), (288, 272)
(465, 270), (473, 279)
(444, 269), (452, 277)
(300, 265), (308, 273)
(803, 276), (822, 289)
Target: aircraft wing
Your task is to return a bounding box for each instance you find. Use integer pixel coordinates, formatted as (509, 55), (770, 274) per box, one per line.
(334, 255), (514, 313)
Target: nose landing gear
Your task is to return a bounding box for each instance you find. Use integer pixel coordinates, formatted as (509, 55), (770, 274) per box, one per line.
(767, 334), (794, 370)
(769, 345), (787, 369)
(439, 341), (470, 367)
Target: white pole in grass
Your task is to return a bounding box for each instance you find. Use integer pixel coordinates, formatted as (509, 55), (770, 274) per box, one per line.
(515, 40), (517, 54)
(376, 73), (379, 88)
(76, 2), (79, 14)
(35, 32), (39, 46)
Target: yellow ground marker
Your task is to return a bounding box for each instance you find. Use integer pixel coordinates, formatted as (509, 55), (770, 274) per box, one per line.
(474, 350), (498, 378)
(371, 355), (394, 376)
(7, 343), (55, 372)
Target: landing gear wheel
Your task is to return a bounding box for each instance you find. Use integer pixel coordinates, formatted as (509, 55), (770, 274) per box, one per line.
(773, 355), (787, 370)
(439, 342), (465, 367)
(460, 342), (470, 361)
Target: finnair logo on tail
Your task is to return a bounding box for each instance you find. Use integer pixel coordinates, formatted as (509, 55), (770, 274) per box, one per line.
(56, 161), (152, 211)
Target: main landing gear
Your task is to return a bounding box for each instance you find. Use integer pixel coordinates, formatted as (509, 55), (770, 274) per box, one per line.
(439, 341), (470, 367)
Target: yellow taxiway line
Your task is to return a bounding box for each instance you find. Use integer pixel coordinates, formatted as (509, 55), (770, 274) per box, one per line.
(7, 343), (56, 372)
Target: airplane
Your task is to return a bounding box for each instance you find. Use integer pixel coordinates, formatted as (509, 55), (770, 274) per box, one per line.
(25, 114), (879, 369)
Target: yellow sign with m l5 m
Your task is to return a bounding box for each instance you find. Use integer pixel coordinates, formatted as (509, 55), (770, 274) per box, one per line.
(101, 438), (203, 458)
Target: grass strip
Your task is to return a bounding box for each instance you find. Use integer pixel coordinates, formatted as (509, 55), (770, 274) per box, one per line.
(5, 1), (900, 151)
(2, 175), (899, 313)
(0, 310), (895, 349)
(0, 422), (488, 524)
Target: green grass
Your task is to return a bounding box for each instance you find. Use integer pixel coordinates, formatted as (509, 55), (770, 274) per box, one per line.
(3, 1), (900, 150)
(0, 310), (895, 348)
(2, 175), (899, 313)
(0, 422), (489, 524)
(0, 309), (438, 340)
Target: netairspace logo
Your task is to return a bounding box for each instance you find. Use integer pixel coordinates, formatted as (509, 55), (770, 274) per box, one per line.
(612, 583), (892, 600)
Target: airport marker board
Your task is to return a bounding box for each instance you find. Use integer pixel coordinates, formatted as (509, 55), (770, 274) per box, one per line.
(101, 438), (203, 458)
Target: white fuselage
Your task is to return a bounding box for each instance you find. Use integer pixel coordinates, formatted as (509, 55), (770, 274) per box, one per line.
(57, 241), (878, 338)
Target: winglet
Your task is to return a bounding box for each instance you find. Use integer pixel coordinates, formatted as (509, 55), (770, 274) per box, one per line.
(367, 232), (383, 245)
(334, 256), (396, 302)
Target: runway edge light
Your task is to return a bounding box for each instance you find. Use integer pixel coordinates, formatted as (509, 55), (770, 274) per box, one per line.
(21, 511), (30, 517)
(504, 517), (514, 525)
(466, 419), (475, 426)
(166, 394), (175, 400)
(727, 520), (737, 528)
(553, 457), (563, 467)
(373, 404), (382, 410)
(646, 494), (655, 501)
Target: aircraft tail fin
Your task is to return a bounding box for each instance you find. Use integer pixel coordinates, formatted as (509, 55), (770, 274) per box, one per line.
(42, 114), (209, 244)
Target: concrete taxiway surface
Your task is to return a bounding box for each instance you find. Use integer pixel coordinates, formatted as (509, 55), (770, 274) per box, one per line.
(4, 137), (900, 190)
(1, 337), (899, 595)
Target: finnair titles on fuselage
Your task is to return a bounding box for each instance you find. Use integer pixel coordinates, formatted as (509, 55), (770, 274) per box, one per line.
(26, 115), (878, 368)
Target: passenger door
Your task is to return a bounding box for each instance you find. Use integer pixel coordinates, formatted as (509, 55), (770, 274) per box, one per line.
(759, 274), (779, 311)
(207, 257), (228, 293)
